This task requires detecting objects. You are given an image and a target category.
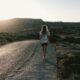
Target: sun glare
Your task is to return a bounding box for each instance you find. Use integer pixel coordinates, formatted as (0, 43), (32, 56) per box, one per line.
(0, 17), (12, 20)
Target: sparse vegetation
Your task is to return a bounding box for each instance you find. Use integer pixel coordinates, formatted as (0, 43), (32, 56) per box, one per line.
(0, 19), (80, 48)
(56, 42), (80, 80)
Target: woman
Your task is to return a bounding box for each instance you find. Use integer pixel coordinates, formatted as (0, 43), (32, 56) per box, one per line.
(40, 25), (50, 60)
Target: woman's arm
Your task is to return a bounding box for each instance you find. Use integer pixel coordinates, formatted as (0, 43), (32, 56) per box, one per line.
(47, 31), (50, 41)
(39, 32), (42, 39)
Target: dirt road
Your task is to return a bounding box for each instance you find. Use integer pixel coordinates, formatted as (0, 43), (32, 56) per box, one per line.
(0, 40), (57, 80)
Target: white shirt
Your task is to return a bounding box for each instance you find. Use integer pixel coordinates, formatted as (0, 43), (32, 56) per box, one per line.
(40, 33), (49, 44)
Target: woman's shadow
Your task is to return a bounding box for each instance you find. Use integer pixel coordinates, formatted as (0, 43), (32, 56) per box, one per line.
(44, 58), (57, 67)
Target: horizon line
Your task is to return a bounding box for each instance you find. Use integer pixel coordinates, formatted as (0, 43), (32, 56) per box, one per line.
(0, 17), (80, 23)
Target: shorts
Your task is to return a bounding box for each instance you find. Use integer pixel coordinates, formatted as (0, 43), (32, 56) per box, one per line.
(41, 43), (48, 46)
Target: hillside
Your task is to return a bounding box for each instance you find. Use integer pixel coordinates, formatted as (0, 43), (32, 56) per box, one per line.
(0, 18), (44, 33)
(0, 18), (80, 46)
(0, 18), (80, 33)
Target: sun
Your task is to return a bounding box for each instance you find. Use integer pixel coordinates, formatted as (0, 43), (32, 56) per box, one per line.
(0, 17), (12, 20)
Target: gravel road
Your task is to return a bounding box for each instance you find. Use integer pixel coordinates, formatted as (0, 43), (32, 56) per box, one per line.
(0, 40), (57, 80)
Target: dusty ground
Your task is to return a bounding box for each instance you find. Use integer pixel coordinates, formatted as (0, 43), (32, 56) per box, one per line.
(0, 40), (57, 80)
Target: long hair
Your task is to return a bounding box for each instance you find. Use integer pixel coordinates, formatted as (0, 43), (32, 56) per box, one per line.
(40, 25), (50, 35)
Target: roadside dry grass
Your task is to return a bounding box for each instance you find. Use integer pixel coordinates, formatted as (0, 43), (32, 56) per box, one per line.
(55, 42), (80, 80)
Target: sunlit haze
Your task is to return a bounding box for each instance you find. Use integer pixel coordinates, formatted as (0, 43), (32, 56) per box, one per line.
(0, 0), (80, 22)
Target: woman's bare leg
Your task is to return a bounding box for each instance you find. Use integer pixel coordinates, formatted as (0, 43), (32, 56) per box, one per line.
(42, 45), (47, 59)
(44, 45), (47, 58)
(42, 46), (45, 59)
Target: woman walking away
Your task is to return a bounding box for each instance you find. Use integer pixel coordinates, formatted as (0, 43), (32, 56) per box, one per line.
(40, 25), (50, 61)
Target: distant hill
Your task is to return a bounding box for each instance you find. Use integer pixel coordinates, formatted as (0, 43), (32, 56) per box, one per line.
(0, 18), (80, 45)
(0, 18), (80, 33)
(0, 18), (45, 45)
(0, 18), (45, 33)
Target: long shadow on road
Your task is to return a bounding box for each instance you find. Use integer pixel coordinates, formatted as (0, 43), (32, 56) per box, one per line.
(31, 43), (57, 80)
(45, 59), (57, 67)
(34, 60), (56, 80)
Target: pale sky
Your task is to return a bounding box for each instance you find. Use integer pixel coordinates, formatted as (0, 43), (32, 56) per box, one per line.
(0, 0), (80, 22)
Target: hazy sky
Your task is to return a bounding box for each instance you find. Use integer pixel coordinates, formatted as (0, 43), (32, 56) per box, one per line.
(0, 0), (80, 22)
